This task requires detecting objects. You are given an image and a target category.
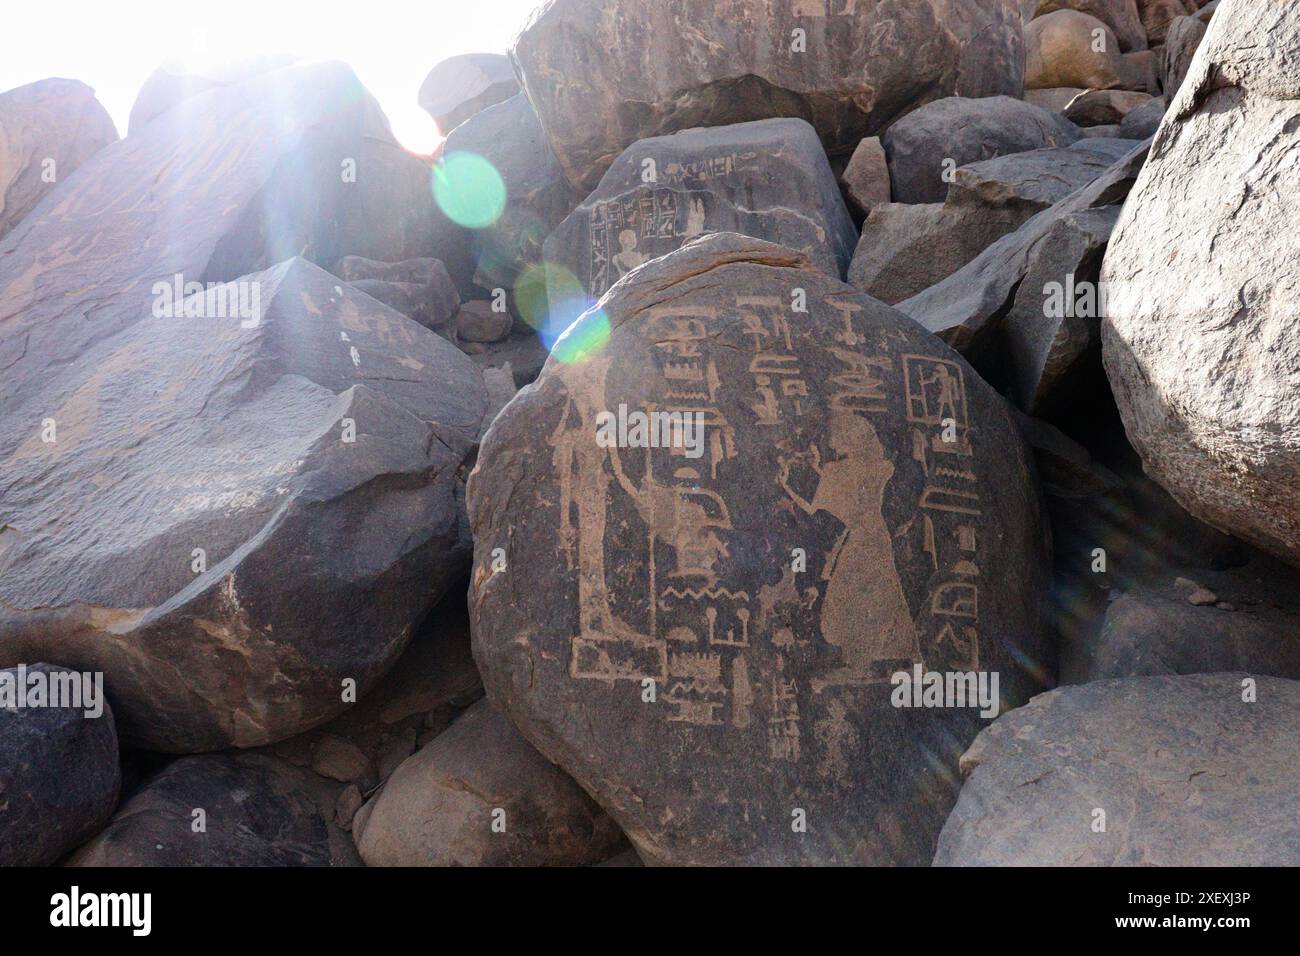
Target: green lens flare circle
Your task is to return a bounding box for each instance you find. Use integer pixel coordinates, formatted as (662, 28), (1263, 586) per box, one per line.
(432, 152), (506, 229)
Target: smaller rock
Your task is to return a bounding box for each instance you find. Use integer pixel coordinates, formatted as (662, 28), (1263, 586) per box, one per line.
(840, 136), (891, 214)
(1161, 15), (1207, 97)
(335, 783), (364, 830)
(1025, 86), (1087, 112)
(1186, 587), (1218, 607)
(1137, 0), (1199, 45)
(456, 299), (513, 343)
(418, 53), (519, 136)
(375, 728), (417, 783)
(311, 734), (374, 784)
(1026, 11), (1159, 93)
(1063, 89), (1155, 126)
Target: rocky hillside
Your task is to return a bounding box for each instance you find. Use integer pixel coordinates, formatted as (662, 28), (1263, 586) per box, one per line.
(1, 0), (1296, 867)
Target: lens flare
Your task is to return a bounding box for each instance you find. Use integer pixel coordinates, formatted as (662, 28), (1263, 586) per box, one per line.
(551, 309), (611, 365)
(514, 261), (608, 361)
(431, 151), (506, 229)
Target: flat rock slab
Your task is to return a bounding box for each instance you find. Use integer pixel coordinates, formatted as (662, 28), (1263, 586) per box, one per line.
(0, 663), (120, 865)
(512, 0), (1027, 193)
(469, 233), (1051, 865)
(68, 753), (357, 866)
(543, 118), (857, 320)
(935, 673), (1300, 865)
(1102, 0), (1300, 568)
(0, 258), (486, 752)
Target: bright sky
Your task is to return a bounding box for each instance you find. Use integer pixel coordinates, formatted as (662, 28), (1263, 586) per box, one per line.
(1, 0), (543, 154)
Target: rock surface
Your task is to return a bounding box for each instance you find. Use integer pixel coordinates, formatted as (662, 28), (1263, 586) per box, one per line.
(356, 699), (625, 866)
(1025, 10), (1158, 92)
(0, 663), (121, 865)
(1160, 14), (1207, 97)
(512, 0), (1027, 193)
(469, 233), (1051, 865)
(1137, 0), (1199, 45)
(543, 119), (857, 316)
(442, 93), (577, 290)
(418, 53), (519, 136)
(1031, 0), (1148, 51)
(1102, 0), (1300, 569)
(69, 753), (358, 866)
(883, 96), (1082, 204)
(0, 257), (487, 752)
(840, 136), (890, 214)
(0, 78), (118, 241)
(934, 673), (1300, 865)
(1062, 89), (1154, 126)
(126, 57), (295, 134)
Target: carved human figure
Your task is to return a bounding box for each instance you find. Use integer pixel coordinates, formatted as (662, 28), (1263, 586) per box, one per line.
(778, 411), (917, 684)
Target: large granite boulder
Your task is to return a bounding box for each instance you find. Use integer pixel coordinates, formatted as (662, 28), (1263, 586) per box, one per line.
(418, 53), (519, 136)
(1025, 10), (1158, 92)
(0, 78), (117, 242)
(1031, 0), (1148, 51)
(468, 233), (1052, 865)
(0, 257), (487, 752)
(1102, 0), (1300, 568)
(68, 753), (358, 866)
(883, 96), (1082, 204)
(356, 699), (626, 866)
(0, 663), (120, 865)
(442, 93), (577, 291)
(543, 119), (857, 321)
(934, 673), (1300, 865)
(126, 56), (295, 134)
(512, 0), (1027, 193)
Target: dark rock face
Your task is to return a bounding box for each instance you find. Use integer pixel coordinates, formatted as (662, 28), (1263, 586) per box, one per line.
(1103, 1), (1300, 569)
(1117, 94), (1166, 137)
(418, 53), (520, 136)
(1062, 89), (1154, 126)
(0, 663), (120, 865)
(883, 96), (1082, 204)
(543, 119), (857, 316)
(468, 233), (1051, 865)
(934, 674), (1300, 865)
(0, 258), (487, 752)
(511, 0), (1027, 193)
(68, 753), (357, 866)
(0, 78), (118, 241)
(356, 699), (626, 866)
(442, 93), (577, 290)
(332, 258), (461, 331)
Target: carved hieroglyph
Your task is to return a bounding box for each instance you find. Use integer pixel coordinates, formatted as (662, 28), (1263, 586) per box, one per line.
(469, 235), (1050, 864)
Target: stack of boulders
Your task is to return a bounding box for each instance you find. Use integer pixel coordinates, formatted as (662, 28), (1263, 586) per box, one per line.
(2, 0), (1295, 868)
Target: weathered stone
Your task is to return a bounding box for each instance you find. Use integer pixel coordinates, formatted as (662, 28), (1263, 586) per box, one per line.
(468, 233), (1052, 865)
(347, 271), (461, 331)
(840, 136), (890, 214)
(332, 255), (447, 286)
(0, 663), (120, 865)
(883, 96), (1082, 204)
(356, 699), (625, 866)
(1102, 1), (1300, 569)
(418, 53), (519, 136)
(998, 204), (1120, 413)
(1161, 15), (1207, 96)
(1084, 578), (1300, 681)
(544, 119), (856, 327)
(0, 257), (487, 751)
(849, 144), (1119, 303)
(1137, 0), (1199, 44)
(0, 79), (117, 242)
(1024, 86), (1087, 111)
(1032, 0), (1149, 51)
(1195, 0), (1220, 24)
(68, 753), (358, 866)
(512, 0), (1027, 193)
(898, 140), (1147, 352)
(311, 734), (374, 784)
(1025, 10), (1159, 92)
(442, 94), (577, 292)
(934, 673), (1300, 865)
(127, 56), (295, 134)
(1116, 93), (1166, 136)
(1063, 88), (1155, 125)
(456, 299), (513, 344)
